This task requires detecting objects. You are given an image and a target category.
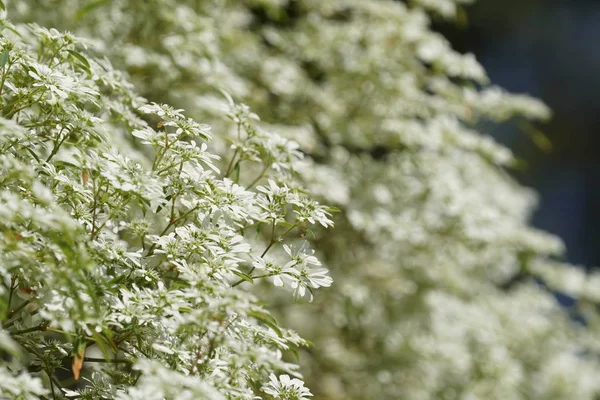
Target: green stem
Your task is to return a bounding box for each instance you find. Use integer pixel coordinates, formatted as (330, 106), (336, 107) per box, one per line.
(231, 222), (296, 288)
(1, 86), (43, 113)
(259, 221), (296, 259)
(45, 127), (68, 162)
(156, 160), (182, 175)
(90, 176), (98, 238)
(6, 275), (16, 319)
(5, 88), (46, 118)
(84, 357), (132, 364)
(3, 309), (38, 329)
(46, 327), (95, 341)
(11, 321), (48, 335)
(24, 147), (41, 163)
(144, 217), (176, 257)
(7, 299), (30, 319)
(261, 220), (277, 257)
(247, 163), (270, 189)
(224, 148), (240, 178)
(152, 127), (172, 171)
(178, 204), (201, 221)
(250, 273), (272, 279)
(48, 371), (57, 400)
(151, 147), (164, 171)
(0, 62), (12, 97)
(231, 273), (273, 288)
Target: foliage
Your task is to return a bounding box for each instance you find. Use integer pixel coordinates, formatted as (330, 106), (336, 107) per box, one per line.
(0, 15), (333, 400)
(2, 0), (599, 399)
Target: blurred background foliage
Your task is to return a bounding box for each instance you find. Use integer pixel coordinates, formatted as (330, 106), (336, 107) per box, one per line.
(437, 0), (600, 267)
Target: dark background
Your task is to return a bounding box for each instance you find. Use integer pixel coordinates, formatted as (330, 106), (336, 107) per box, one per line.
(438, 0), (600, 267)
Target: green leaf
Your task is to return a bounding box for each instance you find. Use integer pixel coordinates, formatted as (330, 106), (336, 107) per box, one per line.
(520, 121), (553, 153)
(92, 332), (114, 361)
(234, 161), (240, 182)
(72, 335), (87, 380)
(0, 48), (9, 69)
(75, 0), (109, 20)
(248, 310), (282, 336)
(233, 270), (254, 284)
(456, 6), (469, 29)
(2, 102), (14, 117)
(508, 157), (528, 171)
(0, 1), (5, 12)
(289, 346), (300, 362)
(67, 50), (91, 73)
(219, 89), (235, 107)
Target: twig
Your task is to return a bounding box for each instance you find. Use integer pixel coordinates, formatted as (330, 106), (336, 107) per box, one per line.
(7, 299), (30, 319)
(247, 163), (270, 189)
(45, 127), (68, 162)
(11, 322), (48, 335)
(84, 357), (132, 364)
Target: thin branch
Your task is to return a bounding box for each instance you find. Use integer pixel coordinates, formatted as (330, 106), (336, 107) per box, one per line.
(11, 322), (48, 335)
(24, 147), (41, 163)
(261, 220), (278, 258)
(144, 217), (176, 257)
(3, 308), (38, 329)
(231, 222), (297, 288)
(90, 174), (98, 238)
(247, 163), (270, 189)
(6, 89), (46, 118)
(155, 160), (183, 175)
(7, 299), (30, 319)
(224, 148), (240, 178)
(0, 61), (12, 97)
(45, 126), (68, 162)
(48, 371), (57, 400)
(6, 274), (16, 318)
(45, 327), (95, 341)
(84, 357), (133, 364)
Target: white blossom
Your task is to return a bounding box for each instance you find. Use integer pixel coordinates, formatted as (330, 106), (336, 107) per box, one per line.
(263, 374), (313, 400)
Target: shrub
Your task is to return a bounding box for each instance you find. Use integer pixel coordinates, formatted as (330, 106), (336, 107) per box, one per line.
(0, 17), (333, 400)
(3, 0), (600, 399)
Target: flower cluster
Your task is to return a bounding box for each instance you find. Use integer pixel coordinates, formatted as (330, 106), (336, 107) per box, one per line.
(5, 0), (600, 399)
(0, 17), (333, 400)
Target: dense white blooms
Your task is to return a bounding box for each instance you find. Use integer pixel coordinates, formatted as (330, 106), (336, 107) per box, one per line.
(0, 15), (332, 399)
(2, 0), (599, 399)
(116, 360), (226, 400)
(0, 367), (48, 399)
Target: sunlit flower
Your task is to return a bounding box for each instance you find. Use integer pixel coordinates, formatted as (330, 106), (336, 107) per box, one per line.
(263, 374), (313, 400)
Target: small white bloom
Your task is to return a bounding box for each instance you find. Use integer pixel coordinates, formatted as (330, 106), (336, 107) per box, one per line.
(263, 374), (313, 400)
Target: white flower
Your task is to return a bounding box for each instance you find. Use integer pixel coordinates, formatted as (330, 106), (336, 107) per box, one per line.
(300, 267), (333, 289)
(252, 256), (297, 287)
(283, 242), (321, 267)
(257, 179), (290, 199)
(263, 374), (313, 400)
